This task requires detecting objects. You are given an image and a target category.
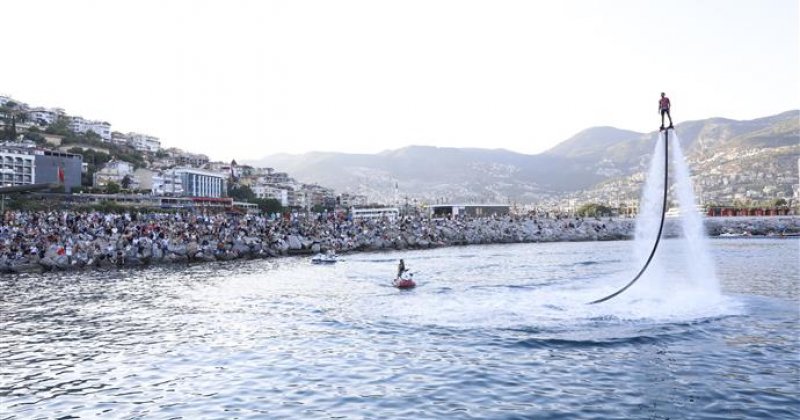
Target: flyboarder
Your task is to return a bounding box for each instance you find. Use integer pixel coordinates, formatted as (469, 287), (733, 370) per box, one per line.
(659, 92), (673, 130)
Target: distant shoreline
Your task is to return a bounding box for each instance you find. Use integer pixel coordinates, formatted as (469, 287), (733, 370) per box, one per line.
(2, 212), (797, 275)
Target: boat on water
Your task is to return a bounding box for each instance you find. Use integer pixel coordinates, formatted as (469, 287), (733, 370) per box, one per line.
(719, 232), (752, 238)
(310, 253), (338, 264)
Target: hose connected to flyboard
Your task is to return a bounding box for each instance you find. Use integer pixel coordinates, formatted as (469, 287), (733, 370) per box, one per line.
(589, 129), (670, 304)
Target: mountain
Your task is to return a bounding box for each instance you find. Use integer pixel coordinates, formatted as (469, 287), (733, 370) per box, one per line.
(246, 110), (799, 204)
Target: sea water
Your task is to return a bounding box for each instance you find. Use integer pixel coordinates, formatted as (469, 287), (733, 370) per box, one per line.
(1, 238), (797, 419)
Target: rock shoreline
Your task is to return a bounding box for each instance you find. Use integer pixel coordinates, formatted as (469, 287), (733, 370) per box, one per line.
(1, 211), (797, 275)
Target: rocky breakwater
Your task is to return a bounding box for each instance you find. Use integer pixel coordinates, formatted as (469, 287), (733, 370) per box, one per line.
(702, 216), (800, 236)
(0, 211), (635, 274)
(2, 210), (796, 275)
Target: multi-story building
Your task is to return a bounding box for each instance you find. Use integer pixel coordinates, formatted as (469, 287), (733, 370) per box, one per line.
(110, 132), (129, 146)
(287, 187), (307, 209)
(157, 168), (227, 198)
(27, 107), (64, 127)
(0, 144), (82, 192)
(338, 193), (368, 207)
(265, 172), (291, 184)
(252, 183), (289, 206)
(93, 160), (137, 189)
(303, 184), (336, 209)
(33, 149), (82, 192)
(0, 145), (35, 187)
(174, 151), (209, 168)
(152, 170), (185, 196)
(70, 117), (112, 141)
(126, 132), (161, 153)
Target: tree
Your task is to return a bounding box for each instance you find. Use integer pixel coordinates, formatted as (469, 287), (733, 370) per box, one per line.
(769, 198), (787, 207)
(121, 175), (132, 190)
(254, 198), (283, 214)
(576, 203), (613, 217)
(105, 181), (121, 194)
(228, 185), (256, 201)
(45, 117), (72, 136)
(0, 101), (28, 141)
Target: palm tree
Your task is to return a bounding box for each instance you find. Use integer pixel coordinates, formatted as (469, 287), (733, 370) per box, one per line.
(0, 101), (29, 141)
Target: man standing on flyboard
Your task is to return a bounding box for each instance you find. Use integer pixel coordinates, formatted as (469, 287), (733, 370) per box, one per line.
(659, 92), (673, 130)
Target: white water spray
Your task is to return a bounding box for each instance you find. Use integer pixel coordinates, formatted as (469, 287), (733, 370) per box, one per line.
(633, 132), (667, 284)
(620, 130), (721, 304)
(670, 132), (720, 295)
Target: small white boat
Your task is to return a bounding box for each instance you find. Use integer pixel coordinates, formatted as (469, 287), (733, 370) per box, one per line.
(311, 253), (338, 264)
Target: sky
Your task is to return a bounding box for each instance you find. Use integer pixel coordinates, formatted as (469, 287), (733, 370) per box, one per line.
(2, 0), (798, 162)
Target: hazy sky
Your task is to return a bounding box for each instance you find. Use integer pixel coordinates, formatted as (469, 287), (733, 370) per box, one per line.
(2, 0), (798, 161)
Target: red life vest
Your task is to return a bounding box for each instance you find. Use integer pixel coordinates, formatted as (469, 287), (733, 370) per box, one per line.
(659, 97), (670, 110)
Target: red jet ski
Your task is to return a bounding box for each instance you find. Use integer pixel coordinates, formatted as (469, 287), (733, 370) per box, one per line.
(393, 273), (416, 289)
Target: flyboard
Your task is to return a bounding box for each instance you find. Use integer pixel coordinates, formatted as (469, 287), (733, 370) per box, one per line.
(589, 126), (671, 304)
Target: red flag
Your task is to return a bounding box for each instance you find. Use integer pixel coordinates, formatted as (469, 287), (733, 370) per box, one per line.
(57, 166), (65, 184)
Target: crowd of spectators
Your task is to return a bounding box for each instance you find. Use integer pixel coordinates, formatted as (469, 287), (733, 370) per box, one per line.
(0, 210), (620, 272)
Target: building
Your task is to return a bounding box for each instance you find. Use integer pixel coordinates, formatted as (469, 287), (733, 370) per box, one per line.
(110, 132), (129, 146)
(0, 145), (35, 187)
(174, 151), (209, 168)
(152, 170), (184, 196)
(338, 193), (367, 207)
(287, 187), (307, 209)
(33, 149), (82, 192)
(27, 107), (63, 126)
(126, 132), (161, 153)
(93, 160), (137, 189)
(427, 203), (511, 218)
(70, 117), (112, 141)
(252, 183), (289, 206)
(350, 206), (400, 221)
(158, 168), (227, 198)
(134, 168), (156, 191)
(302, 184), (336, 209)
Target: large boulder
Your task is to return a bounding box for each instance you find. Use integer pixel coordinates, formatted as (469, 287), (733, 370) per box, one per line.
(287, 235), (303, 250)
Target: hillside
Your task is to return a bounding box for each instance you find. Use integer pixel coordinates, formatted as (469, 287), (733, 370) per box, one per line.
(247, 110), (800, 204)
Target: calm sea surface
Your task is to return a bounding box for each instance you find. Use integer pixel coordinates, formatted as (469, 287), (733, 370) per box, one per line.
(1, 238), (798, 419)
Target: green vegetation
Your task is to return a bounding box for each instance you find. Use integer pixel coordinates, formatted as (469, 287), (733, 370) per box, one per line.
(254, 198), (283, 214)
(69, 147), (111, 186)
(121, 175), (133, 190)
(22, 126), (47, 145)
(228, 185), (256, 201)
(576, 203), (614, 217)
(105, 182), (121, 194)
(0, 101), (28, 140)
(228, 185), (284, 213)
(4, 194), (64, 212)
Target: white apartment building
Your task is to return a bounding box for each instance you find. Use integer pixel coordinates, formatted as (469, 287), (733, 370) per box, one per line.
(93, 160), (137, 188)
(155, 168), (226, 198)
(70, 117), (112, 141)
(252, 184), (289, 206)
(28, 107), (63, 126)
(174, 151), (209, 168)
(0, 146), (35, 186)
(288, 188), (307, 209)
(126, 132), (161, 153)
(338, 193), (368, 207)
(111, 132), (129, 146)
(152, 171), (185, 196)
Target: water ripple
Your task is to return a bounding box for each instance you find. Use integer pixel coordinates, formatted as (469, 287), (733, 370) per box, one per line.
(0, 239), (797, 418)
